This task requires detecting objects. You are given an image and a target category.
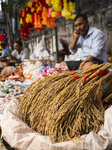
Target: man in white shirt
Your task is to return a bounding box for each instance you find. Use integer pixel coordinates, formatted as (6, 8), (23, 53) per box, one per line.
(8, 40), (29, 62)
(60, 14), (107, 71)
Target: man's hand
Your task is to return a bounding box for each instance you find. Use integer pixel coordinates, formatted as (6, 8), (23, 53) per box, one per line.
(7, 53), (13, 59)
(78, 55), (95, 70)
(78, 61), (85, 70)
(7, 53), (11, 57)
(70, 29), (80, 50)
(73, 29), (80, 41)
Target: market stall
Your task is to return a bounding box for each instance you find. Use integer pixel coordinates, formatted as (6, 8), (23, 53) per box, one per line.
(1, 0), (112, 149)
(1, 62), (112, 150)
(19, 0), (76, 62)
(0, 56), (69, 117)
(0, 56), (68, 149)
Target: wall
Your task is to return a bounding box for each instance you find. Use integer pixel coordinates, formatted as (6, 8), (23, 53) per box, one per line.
(80, 0), (112, 51)
(55, 17), (74, 47)
(55, 0), (112, 52)
(57, 23), (74, 46)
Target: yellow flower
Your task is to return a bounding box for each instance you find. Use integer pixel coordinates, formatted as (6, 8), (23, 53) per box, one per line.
(27, 2), (32, 8)
(63, 0), (67, 2)
(38, 3), (42, 10)
(38, 6), (42, 11)
(46, 0), (50, 4)
(51, 0), (55, 4)
(51, 12), (56, 18)
(69, 14), (76, 19)
(69, 2), (75, 12)
(61, 10), (66, 17)
(65, 11), (71, 19)
(55, 0), (60, 5)
(26, 14), (32, 23)
(63, 2), (68, 11)
(20, 18), (23, 25)
(53, 0), (62, 11)
(31, 7), (35, 13)
(54, 5), (61, 11)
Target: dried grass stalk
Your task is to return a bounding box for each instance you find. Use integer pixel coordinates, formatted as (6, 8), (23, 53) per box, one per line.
(19, 63), (112, 143)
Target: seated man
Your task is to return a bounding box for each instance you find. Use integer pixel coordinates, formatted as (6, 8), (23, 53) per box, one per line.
(0, 42), (11, 61)
(60, 14), (107, 70)
(8, 40), (29, 63)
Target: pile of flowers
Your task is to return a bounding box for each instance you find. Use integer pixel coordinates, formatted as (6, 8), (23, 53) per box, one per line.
(20, 0), (76, 38)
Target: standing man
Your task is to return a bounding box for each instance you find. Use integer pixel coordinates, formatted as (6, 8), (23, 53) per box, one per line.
(60, 14), (107, 71)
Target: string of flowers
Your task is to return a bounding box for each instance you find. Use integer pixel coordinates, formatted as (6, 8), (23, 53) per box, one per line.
(20, 0), (76, 38)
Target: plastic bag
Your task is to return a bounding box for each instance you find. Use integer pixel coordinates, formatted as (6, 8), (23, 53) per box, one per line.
(34, 35), (47, 58)
(64, 48), (83, 61)
(29, 53), (36, 59)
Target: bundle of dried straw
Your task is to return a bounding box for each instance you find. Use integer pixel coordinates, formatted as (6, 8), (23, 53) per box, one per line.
(19, 62), (112, 143)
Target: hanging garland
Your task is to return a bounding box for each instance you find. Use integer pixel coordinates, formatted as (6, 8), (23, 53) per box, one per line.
(20, 0), (76, 39)
(0, 27), (9, 46)
(2, 27), (9, 46)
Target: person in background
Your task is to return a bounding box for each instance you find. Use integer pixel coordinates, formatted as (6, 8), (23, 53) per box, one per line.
(0, 42), (11, 61)
(8, 40), (29, 63)
(58, 38), (71, 61)
(60, 14), (107, 71)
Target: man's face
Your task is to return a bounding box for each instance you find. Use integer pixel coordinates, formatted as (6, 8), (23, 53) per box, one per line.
(1, 44), (5, 49)
(74, 17), (89, 35)
(14, 43), (22, 52)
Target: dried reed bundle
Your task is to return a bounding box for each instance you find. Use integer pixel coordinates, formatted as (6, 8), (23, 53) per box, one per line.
(19, 62), (112, 143)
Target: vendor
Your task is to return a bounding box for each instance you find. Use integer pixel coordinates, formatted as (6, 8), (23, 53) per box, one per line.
(60, 14), (107, 71)
(8, 40), (29, 63)
(0, 42), (11, 62)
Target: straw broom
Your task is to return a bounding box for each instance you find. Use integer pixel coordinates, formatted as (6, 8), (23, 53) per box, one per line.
(19, 62), (112, 143)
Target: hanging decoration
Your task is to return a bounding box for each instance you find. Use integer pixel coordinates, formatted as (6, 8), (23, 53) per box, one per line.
(0, 32), (4, 51)
(20, 0), (76, 38)
(2, 27), (9, 46)
(0, 34), (3, 42)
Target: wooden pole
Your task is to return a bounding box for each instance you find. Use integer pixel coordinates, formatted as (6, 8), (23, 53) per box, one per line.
(43, 25), (47, 50)
(55, 27), (59, 61)
(4, 9), (11, 50)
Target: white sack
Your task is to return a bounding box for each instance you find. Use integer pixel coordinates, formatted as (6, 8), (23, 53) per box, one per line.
(1, 99), (112, 150)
